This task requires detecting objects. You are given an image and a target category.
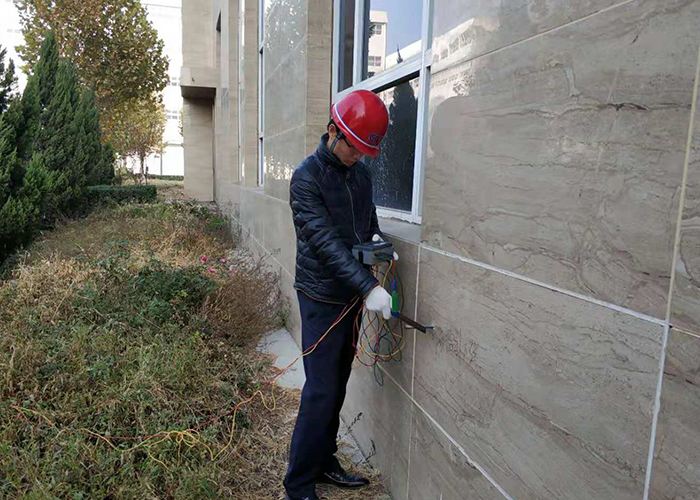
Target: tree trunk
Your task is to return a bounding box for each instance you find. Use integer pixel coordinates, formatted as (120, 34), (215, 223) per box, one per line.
(139, 155), (146, 184)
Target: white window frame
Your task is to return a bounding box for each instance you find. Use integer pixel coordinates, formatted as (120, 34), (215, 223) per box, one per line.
(332, 0), (432, 224)
(257, 0), (265, 186)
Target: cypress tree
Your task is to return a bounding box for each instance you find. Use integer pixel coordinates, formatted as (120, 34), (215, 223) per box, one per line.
(35, 33), (59, 111)
(37, 60), (82, 218)
(0, 99), (25, 198)
(76, 89), (105, 185)
(0, 45), (17, 115)
(16, 72), (41, 162)
(98, 143), (116, 184)
(0, 154), (49, 261)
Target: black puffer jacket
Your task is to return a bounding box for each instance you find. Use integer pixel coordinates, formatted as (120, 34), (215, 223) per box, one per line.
(290, 134), (382, 304)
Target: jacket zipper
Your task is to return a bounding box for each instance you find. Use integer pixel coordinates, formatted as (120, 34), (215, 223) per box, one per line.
(345, 174), (361, 243)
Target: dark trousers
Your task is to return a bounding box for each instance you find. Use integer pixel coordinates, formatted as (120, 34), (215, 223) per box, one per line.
(283, 291), (361, 498)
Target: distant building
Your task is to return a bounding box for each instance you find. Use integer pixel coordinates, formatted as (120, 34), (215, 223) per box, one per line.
(366, 10), (387, 78)
(141, 0), (184, 177)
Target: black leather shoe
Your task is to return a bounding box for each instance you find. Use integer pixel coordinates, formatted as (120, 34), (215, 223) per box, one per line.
(317, 468), (370, 489)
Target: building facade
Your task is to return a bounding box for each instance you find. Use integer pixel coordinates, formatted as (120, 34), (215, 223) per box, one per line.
(180, 1), (700, 498)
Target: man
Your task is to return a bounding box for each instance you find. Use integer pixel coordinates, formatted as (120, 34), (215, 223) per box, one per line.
(284, 90), (397, 500)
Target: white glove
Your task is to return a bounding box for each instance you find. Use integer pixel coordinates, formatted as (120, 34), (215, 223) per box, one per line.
(365, 285), (392, 320)
(372, 234), (399, 261)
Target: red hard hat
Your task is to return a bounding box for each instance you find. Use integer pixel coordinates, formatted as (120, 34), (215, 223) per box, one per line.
(331, 89), (389, 158)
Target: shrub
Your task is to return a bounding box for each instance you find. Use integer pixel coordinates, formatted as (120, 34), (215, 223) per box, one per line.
(87, 184), (157, 205)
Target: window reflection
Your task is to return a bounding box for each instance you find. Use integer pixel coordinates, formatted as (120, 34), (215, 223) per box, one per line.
(338, 0), (355, 91)
(365, 76), (419, 211)
(363, 0), (422, 80)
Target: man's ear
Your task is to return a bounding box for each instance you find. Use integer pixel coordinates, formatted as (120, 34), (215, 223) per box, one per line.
(327, 122), (337, 138)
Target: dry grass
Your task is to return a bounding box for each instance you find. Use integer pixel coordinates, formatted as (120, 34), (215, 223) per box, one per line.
(0, 193), (389, 499)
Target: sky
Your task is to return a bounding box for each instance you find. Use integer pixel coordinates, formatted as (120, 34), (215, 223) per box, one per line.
(370, 0), (423, 54)
(0, 0), (27, 90)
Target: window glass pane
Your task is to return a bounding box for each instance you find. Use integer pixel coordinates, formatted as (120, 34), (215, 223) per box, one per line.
(338, 0), (355, 91)
(363, 0), (422, 80)
(366, 76), (419, 211)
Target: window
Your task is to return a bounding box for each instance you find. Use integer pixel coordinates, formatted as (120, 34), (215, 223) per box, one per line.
(335, 0), (356, 92)
(369, 22), (383, 36)
(333, 0), (431, 223)
(170, 76), (180, 86)
(258, 0), (268, 186)
(367, 55), (382, 67)
(166, 110), (180, 120)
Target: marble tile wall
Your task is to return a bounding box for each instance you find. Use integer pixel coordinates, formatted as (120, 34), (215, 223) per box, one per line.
(408, 408), (503, 500)
(423, 0), (700, 319)
(341, 359), (413, 499)
(414, 248), (662, 498)
(671, 60), (700, 334)
(194, 0), (700, 498)
(649, 329), (700, 499)
(651, 34), (700, 500)
(431, 0), (622, 71)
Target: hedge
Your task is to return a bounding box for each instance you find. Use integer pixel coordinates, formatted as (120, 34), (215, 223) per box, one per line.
(87, 185), (157, 205)
(146, 174), (184, 181)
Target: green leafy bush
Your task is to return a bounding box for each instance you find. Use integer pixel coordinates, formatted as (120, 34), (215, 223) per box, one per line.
(87, 184), (157, 204)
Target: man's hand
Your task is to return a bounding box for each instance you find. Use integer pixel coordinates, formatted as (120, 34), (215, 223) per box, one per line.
(372, 234), (399, 261)
(364, 285), (392, 320)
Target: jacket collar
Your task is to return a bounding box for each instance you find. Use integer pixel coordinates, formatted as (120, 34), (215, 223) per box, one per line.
(316, 133), (355, 173)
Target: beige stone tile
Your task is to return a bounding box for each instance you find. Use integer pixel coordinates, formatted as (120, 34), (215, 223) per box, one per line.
(408, 409), (503, 500)
(260, 194), (296, 276)
(305, 29), (332, 154)
(240, 187), (267, 243)
(423, 0), (700, 318)
(432, 0), (622, 70)
(671, 60), (700, 334)
(363, 238), (419, 393)
(650, 329), (700, 499)
(182, 0), (213, 67)
(341, 363), (412, 499)
(413, 247), (663, 498)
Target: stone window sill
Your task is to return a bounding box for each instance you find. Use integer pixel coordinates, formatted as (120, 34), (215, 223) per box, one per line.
(378, 216), (422, 245)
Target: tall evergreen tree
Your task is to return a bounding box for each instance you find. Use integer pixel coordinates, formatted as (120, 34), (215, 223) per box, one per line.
(0, 99), (26, 198)
(0, 45), (18, 115)
(0, 154), (49, 261)
(35, 33), (59, 110)
(14, 78), (40, 163)
(37, 60), (82, 218)
(76, 88), (113, 185)
(98, 143), (115, 184)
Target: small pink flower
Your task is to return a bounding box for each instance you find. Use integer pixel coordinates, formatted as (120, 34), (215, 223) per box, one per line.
(207, 267), (216, 273)
(219, 258), (227, 264)
(199, 255), (209, 264)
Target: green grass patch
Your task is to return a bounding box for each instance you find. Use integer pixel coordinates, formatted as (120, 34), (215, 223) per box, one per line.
(0, 201), (290, 498)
